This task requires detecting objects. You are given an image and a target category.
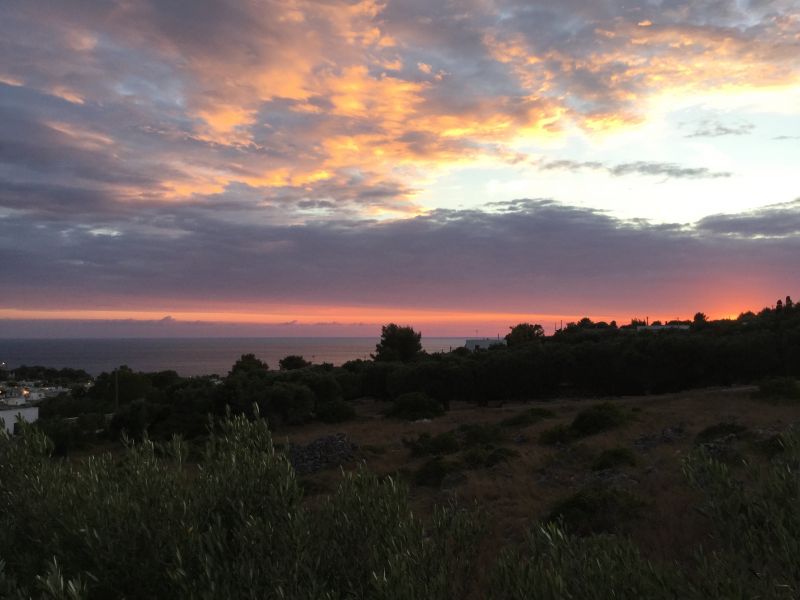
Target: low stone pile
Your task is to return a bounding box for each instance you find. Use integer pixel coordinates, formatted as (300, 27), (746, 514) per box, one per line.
(289, 433), (358, 475)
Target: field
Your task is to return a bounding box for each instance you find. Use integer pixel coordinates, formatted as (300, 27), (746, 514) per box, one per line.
(281, 385), (795, 564)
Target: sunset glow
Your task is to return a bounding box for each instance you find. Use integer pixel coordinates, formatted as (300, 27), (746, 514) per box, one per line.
(1, 0), (798, 337)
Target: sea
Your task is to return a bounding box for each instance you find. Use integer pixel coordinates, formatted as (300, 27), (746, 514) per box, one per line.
(0, 338), (468, 377)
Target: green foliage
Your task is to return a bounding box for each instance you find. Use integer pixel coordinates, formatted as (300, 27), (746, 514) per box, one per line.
(0, 417), (481, 600)
(591, 447), (637, 471)
(756, 376), (800, 402)
(389, 392), (445, 420)
(541, 404), (629, 445)
(684, 428), (800, 598)
(547, 486), (645, 535)
(374, 323), (423, 362)
(315, 399), (356, 423)
(489, 525), (681, 600)
(500, 407), (555, 427)
(570, 403), (629, 437)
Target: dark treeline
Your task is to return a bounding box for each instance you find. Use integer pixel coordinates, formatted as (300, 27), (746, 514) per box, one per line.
(28, 297), (800, 450)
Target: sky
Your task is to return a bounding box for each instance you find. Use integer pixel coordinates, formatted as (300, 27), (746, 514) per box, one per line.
(1, 0), (799, 337)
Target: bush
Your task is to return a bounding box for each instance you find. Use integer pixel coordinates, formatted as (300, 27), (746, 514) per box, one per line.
(547, 486), (645, 535)
(389, 392), (445, 420)
(500, 407), (555, 427)
(462, 446), (519, 469)
(0, 417), (481, 599)
(489, 525), (683, 600)
(591, 447), (637, 471)
(570, 403), (629, 437)
(684, 428), (800, 597)
(315, 399), (356, 423)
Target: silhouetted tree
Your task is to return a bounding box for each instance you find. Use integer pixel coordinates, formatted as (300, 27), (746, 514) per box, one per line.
(229, 354), (268, 375)
(374, 324), (422, 362)
(279, 355), (311, 370)
(505, 323), (545, 346)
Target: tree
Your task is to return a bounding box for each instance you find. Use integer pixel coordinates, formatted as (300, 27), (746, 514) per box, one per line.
(279, 355), (311, 371)
(229, 354), (268, 376)
(505, 323), (545, 347)
(373, 324), (422, 362)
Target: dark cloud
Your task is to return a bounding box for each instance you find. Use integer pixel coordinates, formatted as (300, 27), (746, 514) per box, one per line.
(1, 199), (796, 317)
(696, 199), (800, 238)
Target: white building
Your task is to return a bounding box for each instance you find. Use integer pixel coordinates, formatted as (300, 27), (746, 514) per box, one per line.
(0, 405), (39, 434)
(464, 338), (507, 351)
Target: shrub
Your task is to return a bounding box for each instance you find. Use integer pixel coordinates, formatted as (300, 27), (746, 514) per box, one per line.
(547, 486), (645, 535)
(684, 429), (800, 597)
(315, 399), (356, 423)
(570, 403), (629, 437)
(0, 417), (481, 599)
(500, 407), (555, 427)
(489, 525), (684, 600)
(389, 392), (445, 420)
(485, 447), (519, 467)
(539, 424), (574, 445)
(591, 447), (637, 471)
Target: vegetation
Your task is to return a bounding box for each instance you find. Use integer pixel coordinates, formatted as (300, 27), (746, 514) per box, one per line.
(591, 447), (637, 471)
(0, 417), (480, 599)
(373, 323), (422, 362)
(6, 411), (800, 598)
(540, 403), (629, 445)
(388, 392), (444, 420)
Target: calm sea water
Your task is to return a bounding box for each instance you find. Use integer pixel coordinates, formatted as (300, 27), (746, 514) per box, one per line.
(0, 338), (467, 377)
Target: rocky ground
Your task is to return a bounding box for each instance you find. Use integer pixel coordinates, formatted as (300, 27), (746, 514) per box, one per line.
(274, 385), (798, 563)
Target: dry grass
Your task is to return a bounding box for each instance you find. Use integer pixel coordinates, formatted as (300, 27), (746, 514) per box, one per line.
(274, 385), (797, 563)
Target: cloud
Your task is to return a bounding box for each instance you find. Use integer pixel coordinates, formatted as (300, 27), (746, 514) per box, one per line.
(685, 120), (755, 138)
(1, 199), (796, 320)
(0, 0), (797, 218)
(539, 159), (732, 179)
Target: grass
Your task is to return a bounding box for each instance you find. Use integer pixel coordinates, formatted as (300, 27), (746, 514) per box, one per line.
(547, 486), (646, 535)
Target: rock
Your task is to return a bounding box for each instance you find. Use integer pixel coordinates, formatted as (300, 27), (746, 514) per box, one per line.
(289, 433), (358, 475)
